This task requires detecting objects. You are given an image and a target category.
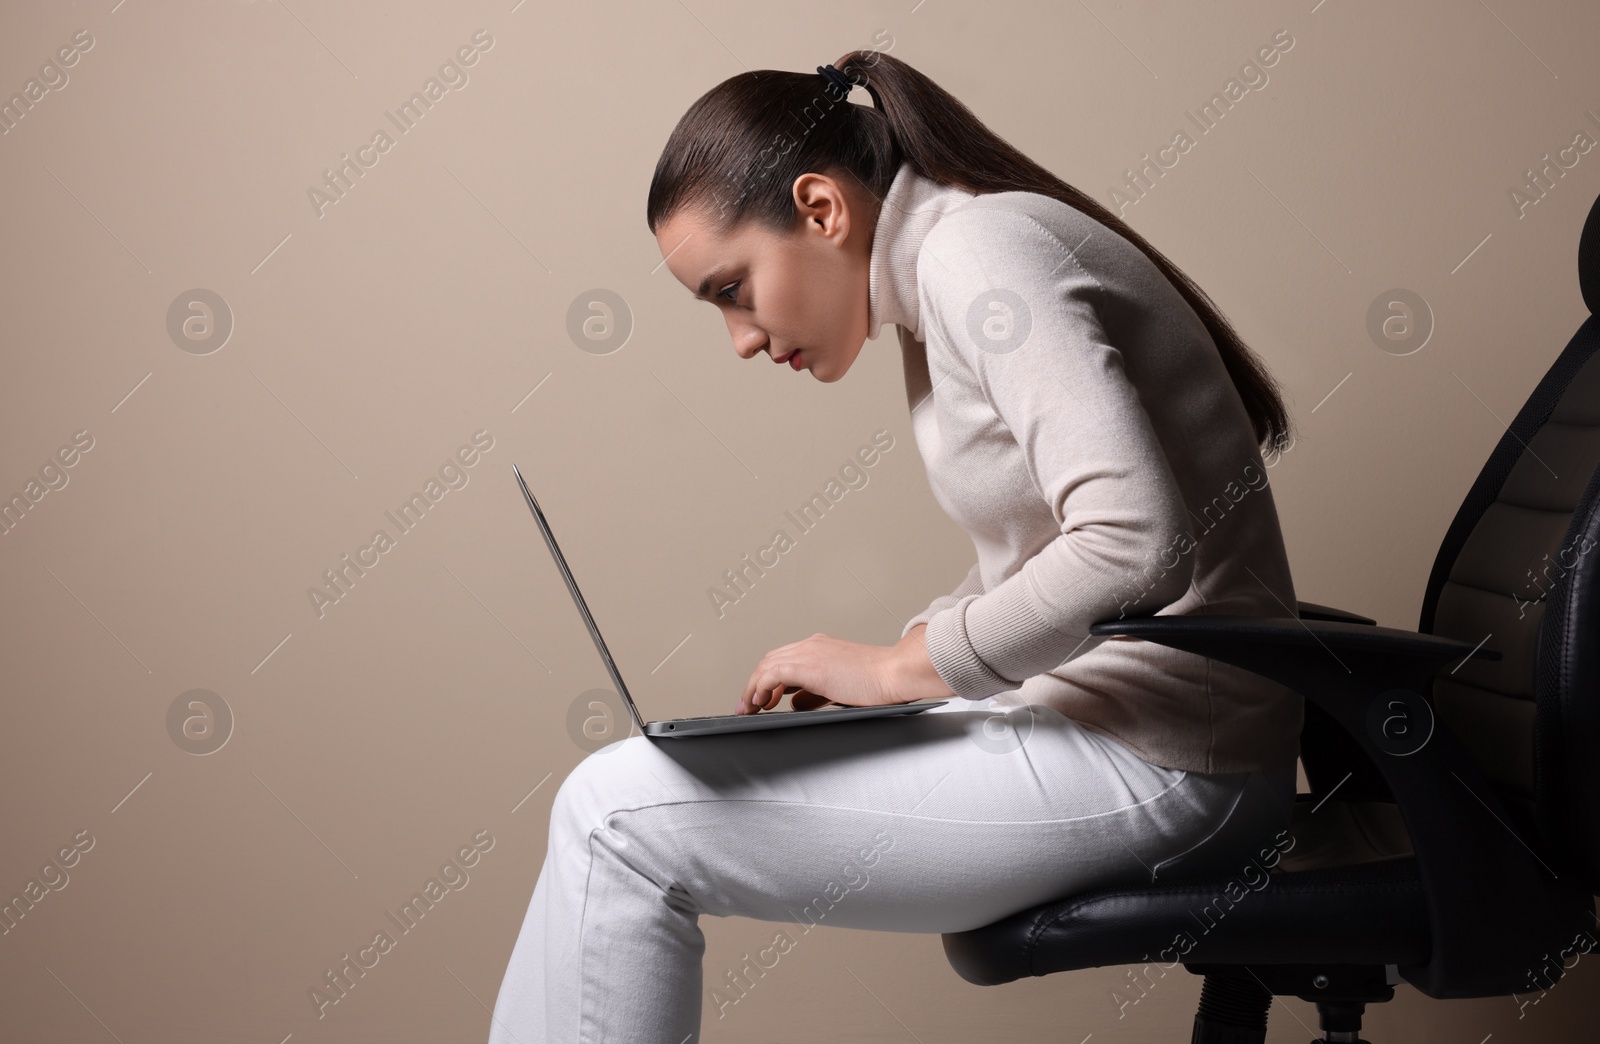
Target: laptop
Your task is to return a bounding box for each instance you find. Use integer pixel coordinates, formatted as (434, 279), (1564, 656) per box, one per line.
(512, 464), (949, 738)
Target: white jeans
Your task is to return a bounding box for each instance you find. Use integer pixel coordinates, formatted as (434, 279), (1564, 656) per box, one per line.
(486, 697), (1296, 1043)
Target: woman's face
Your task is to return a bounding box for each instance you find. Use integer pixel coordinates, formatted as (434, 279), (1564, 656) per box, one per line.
(655, 171), (877, 383)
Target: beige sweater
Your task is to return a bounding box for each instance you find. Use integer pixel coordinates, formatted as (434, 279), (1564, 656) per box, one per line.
(873, 162), (1302, 775)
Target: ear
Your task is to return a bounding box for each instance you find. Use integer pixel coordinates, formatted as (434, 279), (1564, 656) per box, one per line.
(791, 172), (852, 243)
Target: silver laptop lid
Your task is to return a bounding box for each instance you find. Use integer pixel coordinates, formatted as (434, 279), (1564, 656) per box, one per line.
(512, 464), (648, 739)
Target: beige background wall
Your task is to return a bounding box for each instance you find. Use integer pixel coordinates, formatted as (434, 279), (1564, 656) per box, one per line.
(2, 0), (1597, 1040)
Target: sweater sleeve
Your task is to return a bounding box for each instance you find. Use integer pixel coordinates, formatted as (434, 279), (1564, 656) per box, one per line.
(900, 560), (984, 640)
(915, 205), (1197, 701)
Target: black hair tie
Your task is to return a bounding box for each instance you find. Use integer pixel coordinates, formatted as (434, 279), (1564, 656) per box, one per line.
(817, 63), (854, 95)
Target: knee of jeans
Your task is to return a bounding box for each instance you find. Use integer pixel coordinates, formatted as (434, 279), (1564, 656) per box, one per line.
(549, 735), (661, 837)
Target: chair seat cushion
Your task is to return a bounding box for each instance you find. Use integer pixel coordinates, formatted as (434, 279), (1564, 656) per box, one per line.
(942, 856), (1429, 986)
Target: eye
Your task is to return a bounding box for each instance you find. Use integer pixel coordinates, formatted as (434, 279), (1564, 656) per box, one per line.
(715, 280), (742, 305)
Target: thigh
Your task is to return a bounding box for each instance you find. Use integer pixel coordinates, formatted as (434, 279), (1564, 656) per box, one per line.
(550, 701), (1251, 934)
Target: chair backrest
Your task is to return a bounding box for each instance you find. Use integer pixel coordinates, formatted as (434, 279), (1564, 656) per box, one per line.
(1419, 189), (1600, 894)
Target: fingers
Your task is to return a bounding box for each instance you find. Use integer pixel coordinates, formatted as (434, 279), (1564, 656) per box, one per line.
(754, 682), (798, 711)
(740, 636), (826, 714)
(741, 684), (768, 715)
(737, 672), (802, 715)
(738, 667), (770, 715)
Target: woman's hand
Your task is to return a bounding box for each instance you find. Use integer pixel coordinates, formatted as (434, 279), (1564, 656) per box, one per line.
(735, 624), (956, 715)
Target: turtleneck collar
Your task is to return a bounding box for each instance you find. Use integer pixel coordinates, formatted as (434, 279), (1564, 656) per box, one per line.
(866, 162), (978, 343)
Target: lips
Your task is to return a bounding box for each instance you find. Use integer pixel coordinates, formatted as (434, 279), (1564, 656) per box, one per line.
(788, 350), (803, 370)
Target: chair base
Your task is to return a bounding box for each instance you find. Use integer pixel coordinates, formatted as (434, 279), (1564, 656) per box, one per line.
(1187, 963), (1393, 1044)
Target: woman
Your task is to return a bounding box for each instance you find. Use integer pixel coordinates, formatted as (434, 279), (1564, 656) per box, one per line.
(488, 50), (1302, 1043)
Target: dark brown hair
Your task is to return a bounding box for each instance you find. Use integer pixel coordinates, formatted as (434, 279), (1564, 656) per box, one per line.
(647, 49), (1292, 452)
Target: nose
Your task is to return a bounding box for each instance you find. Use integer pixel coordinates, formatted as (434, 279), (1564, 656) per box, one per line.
(725, 315), (769, 360)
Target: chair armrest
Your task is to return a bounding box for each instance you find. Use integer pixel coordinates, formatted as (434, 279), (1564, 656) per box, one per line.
(1088, 614), (1590, 999)
(1089, 614), (1493, 676)
(1296, 599), (1377, 625)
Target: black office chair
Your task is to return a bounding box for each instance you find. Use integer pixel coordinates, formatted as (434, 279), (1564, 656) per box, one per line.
(942, 190), (1600, 1043)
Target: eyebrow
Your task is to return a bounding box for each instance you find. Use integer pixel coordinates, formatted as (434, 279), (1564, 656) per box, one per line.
(692, 263), (731, 302)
